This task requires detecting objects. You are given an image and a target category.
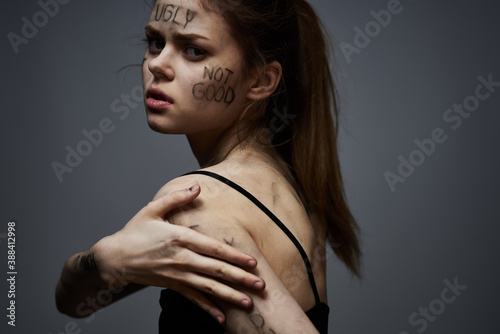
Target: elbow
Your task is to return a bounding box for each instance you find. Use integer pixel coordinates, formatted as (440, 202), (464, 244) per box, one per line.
(55, 281), (69, 315)
(55, 300), (73, 317)
(55, 296), (94, 319)
(55, 287), (75, 317)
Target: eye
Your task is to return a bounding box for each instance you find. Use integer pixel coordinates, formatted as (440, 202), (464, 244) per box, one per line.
(184, 45), (208, 60)
(146, 37), (165, 53)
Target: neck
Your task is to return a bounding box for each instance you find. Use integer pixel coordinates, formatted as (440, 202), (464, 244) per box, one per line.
(188, 128), (294, 185)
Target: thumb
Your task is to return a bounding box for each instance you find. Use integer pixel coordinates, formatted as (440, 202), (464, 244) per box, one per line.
(148, 184), (201, 219)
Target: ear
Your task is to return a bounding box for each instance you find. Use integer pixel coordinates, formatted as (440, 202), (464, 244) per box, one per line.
(246, 61), (282, 101)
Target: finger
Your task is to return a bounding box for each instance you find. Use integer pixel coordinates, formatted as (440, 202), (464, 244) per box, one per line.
(185, 253), (265, 291)
(147, 184), (201, 219)
(181, 227), (260, 270)
(181, 271), (254, 309)
(174, 285), (226, 324)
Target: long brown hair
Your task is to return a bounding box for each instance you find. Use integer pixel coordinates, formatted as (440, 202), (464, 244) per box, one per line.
(199, 0), (362, 277)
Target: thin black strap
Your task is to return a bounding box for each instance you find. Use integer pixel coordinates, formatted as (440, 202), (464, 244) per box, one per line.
(184, 170), (321, 304)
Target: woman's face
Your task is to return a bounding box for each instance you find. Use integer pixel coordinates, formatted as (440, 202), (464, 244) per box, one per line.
(142, 0), (250, 136)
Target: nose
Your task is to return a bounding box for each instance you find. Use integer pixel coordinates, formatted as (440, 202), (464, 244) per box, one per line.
(147, 47), (175, 81)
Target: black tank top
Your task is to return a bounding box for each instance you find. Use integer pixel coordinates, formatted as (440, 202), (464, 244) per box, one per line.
(159, 171), (329, 333)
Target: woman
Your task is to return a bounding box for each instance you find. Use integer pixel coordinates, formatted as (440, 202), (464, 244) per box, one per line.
(56, 0), (361, 333)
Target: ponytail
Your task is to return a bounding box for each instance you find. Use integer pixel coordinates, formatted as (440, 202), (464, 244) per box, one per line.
(201, 0), (362, 277)
(292, 0), (361, 277)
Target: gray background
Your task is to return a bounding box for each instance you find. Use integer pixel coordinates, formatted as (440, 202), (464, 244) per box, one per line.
(1, 0), (499, 333)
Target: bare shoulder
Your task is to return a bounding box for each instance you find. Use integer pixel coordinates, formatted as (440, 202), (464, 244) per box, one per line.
(152, 159), (327, 309)
(153, 160), (311, 238)
(152, 169), (254, 242)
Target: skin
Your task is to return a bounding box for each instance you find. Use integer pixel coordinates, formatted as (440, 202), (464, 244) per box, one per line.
(143, 0), (327, 332)
(142, 2), (249, 157)
(57, 0), (328, 332)
(156, 158), (328, 333)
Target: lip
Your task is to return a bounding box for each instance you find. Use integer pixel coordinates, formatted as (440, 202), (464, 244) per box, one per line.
(146, 87), (174, 110)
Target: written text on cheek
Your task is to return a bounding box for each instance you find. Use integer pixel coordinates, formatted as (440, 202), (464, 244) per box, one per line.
(192, 66), (236, 105)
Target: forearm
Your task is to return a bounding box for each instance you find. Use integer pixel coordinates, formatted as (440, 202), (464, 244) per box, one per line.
(221, 264), (318, 334)
(55, 251), (143, 317)
(224, 298), (318, 334)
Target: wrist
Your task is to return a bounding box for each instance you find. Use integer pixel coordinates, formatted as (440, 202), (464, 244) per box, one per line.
(89, 235), (129, 289)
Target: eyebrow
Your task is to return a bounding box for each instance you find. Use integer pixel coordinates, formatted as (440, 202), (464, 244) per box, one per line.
(144, 24), (210, 42)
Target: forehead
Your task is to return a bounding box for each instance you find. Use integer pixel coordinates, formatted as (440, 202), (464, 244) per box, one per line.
(148, 0), (225, 36)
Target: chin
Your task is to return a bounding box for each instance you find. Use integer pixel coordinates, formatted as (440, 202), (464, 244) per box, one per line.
(147, 122), (166, 134)
(146, 115), (183, 135)
(147, 120), (173, 134)
(145, 113), (166, 133)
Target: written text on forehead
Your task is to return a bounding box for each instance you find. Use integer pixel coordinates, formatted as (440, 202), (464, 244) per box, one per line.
(153, 3), (197, 29)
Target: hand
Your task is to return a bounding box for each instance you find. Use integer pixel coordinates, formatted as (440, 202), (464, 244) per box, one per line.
(89, 184), (265, 323)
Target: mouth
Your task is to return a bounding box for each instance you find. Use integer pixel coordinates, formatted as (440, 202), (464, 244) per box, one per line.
(146, 87), (174, 110)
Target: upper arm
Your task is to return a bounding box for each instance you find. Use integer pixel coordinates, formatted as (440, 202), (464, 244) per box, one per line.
(161, 175), (318, 333)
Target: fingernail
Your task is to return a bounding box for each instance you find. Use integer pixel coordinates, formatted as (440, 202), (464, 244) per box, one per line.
(254, 281), (264, 289)
(189, 184), (200, 193)
(247, 259), (257, 267)
(216, 315), (224, 324)
(241, 299), (250, 307)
